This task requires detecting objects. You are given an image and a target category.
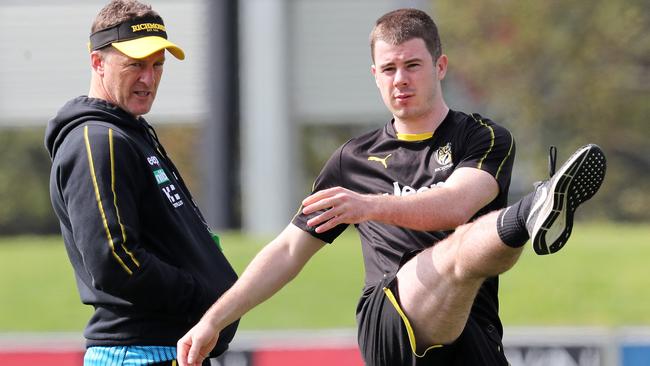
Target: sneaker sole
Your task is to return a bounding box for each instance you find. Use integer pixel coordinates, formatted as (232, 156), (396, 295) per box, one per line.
(532, 144), (607, 255)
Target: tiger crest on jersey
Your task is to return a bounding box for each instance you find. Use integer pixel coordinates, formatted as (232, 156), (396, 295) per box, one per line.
(434, 143), (452, 165)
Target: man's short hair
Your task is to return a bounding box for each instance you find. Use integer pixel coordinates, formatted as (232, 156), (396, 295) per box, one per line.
(369, 8), (442, 63)
(91, 0), (159, 33)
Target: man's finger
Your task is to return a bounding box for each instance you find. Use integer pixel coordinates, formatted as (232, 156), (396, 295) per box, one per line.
(302, 197), (336, 215)
(177, 336), (191, 366)
(187, 341), (203, 366)
(315, 218), (338, 233)
(306, 206), (339, 227)
(302, 187), (340, 206)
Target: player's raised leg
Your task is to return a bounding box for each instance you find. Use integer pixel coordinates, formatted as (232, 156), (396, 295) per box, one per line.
(394, 144), (607, 351)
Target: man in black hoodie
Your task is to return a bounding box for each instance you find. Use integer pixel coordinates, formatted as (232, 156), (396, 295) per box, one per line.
(44, 1), (238, 364)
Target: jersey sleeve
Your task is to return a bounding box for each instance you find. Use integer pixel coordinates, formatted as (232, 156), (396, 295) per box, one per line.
(291, 143), (351, 243)
(456, 114), (516, 194)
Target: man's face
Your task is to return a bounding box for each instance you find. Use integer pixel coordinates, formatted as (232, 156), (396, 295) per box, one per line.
(371, 38), (445, 123)
(96, 49), (165, 117)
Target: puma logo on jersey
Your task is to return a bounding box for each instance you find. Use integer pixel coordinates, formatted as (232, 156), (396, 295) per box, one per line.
(368, 154), (392, 169)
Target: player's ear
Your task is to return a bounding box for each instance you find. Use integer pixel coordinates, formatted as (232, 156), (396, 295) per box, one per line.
(371, 65), (379, 88)
(436, 54), (448, 80)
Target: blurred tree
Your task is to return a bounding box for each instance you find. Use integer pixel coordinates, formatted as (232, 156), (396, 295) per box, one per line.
(0, 128), (58, 234)
(435, 0), (649, 221)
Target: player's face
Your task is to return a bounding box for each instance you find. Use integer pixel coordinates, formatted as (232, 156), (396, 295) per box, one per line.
(96, 49), (165, 117)
(371, 38), (446, 124)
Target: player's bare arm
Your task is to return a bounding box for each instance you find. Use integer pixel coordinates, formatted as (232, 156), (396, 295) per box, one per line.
(177, 225), (324, 366)
(302, 166), (498, 233)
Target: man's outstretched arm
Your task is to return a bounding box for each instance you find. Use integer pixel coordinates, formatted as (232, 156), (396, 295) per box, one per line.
(177, 224), (324, 366)
(302, 167), (498, 233)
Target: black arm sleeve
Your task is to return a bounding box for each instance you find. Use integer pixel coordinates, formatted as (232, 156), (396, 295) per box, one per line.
(457, 115), (516, 195)
(291, 142), (351, 244)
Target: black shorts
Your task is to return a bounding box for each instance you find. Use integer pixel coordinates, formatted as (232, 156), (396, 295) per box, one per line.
(356, 273), (508, 366)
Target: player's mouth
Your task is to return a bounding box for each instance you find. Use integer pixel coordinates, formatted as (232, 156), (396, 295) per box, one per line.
(134, 91), (151, 97)
(394, 93), (413, 103)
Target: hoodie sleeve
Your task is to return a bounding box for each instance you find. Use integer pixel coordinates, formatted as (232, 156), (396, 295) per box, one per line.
(56, 123), (211, 316)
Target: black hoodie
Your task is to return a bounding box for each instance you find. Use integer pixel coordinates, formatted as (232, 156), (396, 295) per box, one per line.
(45, 96), (238, 355)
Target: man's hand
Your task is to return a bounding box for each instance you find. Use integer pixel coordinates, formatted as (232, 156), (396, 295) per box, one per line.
(302, 187), (376, 233)
(177, 318), (220, 366)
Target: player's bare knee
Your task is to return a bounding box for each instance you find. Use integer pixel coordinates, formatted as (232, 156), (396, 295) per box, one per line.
(446, 223), (482, 281)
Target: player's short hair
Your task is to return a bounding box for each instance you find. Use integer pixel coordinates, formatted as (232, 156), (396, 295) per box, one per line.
(369, 8), (442, 63)
(91, 0), (159, 33)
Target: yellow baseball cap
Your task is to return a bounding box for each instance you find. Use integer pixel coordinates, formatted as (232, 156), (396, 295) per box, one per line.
(89, 15), (185, 60)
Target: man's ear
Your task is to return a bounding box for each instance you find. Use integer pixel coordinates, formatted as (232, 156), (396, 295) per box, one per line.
(436, 54), (448, 80)
(90, 51), (105, 76)
(371, 64), (379, 88)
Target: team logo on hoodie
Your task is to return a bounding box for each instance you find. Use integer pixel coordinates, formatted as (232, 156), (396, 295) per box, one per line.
(148, 156), (183, 208)
(162, 184), (183, 208)
(153, 169), (169, 184)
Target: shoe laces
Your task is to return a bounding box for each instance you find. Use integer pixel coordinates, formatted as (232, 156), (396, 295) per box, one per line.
(548, 145), (557, 177)
(533, 146), (558, 189)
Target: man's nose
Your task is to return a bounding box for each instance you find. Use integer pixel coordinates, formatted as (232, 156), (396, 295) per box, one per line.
(139, 66), (156, 86)
(393, 68), (408, 87)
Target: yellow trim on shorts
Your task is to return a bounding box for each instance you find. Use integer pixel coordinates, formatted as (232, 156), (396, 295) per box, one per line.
(396, 132), (434, 141)
(383, 287), (444, 357)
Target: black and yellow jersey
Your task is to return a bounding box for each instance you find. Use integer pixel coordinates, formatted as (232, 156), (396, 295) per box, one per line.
(292, 109), (515, 330)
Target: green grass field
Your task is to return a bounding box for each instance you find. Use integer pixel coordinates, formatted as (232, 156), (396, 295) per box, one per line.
(0, 222), (648, 332)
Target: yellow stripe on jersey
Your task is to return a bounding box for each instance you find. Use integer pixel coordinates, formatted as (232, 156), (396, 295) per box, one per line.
(396, 132), (434, 141)
(472, 115), (495, 170)
(495, 131), (514, 180)
(84, 126), (137, 275)
(383, 287), (444, 357)
(109, 129), (140, 268)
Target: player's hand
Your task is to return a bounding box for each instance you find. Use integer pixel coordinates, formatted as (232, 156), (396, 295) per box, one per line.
(302, 187), (375, 233)
(177, 319), (220, 366)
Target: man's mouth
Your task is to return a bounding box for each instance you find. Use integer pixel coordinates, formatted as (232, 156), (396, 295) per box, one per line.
(394, 93), (412, 102)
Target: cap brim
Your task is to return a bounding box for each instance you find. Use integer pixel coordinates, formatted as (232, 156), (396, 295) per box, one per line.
(112, 36), (185, 60)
